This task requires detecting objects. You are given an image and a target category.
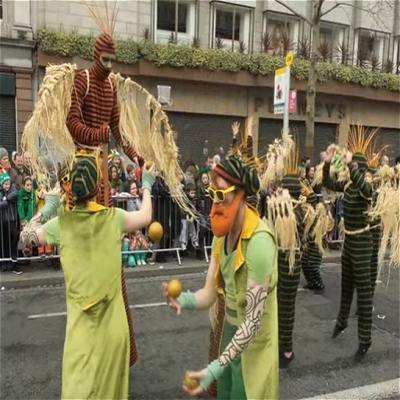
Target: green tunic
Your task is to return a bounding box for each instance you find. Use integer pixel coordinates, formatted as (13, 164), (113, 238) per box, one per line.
(43, 204), (130, 399)
(212, 206), (279, 400)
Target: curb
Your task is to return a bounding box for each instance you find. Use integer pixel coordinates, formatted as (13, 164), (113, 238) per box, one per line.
(0, 256), (342, 290)
(0, 263), (209, 290)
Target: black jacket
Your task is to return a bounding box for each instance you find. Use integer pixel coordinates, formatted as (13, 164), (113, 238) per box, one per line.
(0, 183), (18, 223)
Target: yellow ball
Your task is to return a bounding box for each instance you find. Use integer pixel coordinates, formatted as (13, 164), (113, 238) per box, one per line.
(148, 221), (163, 242)
(167, 279), (182, 299)
(183, 371), (199, 390)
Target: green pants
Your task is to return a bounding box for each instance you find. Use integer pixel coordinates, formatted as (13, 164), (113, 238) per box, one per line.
(301, 241), (324, 290)
(370, 226), (380, 298)
(277, 251), (301, 353)
(217, 321), (247, 400)
(337, 232), (373, 346)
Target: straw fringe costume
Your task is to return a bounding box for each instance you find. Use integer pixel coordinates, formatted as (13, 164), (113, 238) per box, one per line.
(276, 175), (305, 356)
(301, 190), (333, 291)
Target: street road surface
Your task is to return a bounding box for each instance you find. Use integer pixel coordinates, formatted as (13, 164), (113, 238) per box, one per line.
(1, 261), (399, 399)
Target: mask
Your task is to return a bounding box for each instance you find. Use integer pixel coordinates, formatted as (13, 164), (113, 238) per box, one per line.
(210, 191), (244, 237)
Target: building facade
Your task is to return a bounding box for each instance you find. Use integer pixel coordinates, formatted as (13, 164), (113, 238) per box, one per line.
(1, 0), (399, 163)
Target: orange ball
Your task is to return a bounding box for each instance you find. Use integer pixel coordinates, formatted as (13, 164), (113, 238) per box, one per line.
(183, 371), (199, 390)
(148, 221), (163, 242)
(167, 279), (182, 299)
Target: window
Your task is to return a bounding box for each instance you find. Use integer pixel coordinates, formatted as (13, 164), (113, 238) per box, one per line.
(356, 29), (390, 70)
(211, 2), (253, 53)
(263, 12), (300, 56)
(157, 0), (188, 33)
(215, 9), (240, 41)
(155, 0), (196, 45)
(319, 22), (348, 63)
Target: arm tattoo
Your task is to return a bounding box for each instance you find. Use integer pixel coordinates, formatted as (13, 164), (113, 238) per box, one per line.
(218, 285), (267, 367)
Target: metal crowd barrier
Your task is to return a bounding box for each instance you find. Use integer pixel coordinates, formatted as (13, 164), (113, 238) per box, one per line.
(1, 193), (343, 267)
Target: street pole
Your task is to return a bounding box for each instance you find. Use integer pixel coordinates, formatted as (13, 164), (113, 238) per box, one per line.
(283, 65), (290, 134)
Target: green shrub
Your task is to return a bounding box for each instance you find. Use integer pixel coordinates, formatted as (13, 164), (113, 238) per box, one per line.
(37, 28), (400, 92)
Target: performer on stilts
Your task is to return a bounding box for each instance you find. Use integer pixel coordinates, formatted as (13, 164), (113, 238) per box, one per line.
(163, 124), (279, 399)
(323, 124), (378, 361)
(20, 2), (194, 396)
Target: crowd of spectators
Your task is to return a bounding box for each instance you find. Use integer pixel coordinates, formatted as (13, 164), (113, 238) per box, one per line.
(2, 142), (398, 273)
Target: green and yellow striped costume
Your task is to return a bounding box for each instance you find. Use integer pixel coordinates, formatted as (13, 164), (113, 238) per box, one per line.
(323, 154), (373, 346)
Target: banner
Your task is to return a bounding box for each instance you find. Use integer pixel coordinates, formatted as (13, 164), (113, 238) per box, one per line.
(289, 90), (297, 113)
(274, 67), (287, 115)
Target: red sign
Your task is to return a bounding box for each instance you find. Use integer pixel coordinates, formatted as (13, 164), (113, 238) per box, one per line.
(289, 90), (297, 113)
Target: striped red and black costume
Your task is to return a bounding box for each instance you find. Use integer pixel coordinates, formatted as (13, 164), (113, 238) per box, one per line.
(66, 32), (141, 366)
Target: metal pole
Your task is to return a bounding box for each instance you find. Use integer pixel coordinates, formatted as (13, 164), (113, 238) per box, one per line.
(283, 66), (290, 134)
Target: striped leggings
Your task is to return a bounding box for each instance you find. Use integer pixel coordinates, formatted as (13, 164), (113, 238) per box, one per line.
(301, 241), (324, 290)
(370, 226), (381, 298)
(278, 251), (301, 353)
(337, 232), (373, 346)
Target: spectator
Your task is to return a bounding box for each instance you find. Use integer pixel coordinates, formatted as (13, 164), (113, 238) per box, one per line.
(35, 184), (53, 256)
(179, 183), (199, 251)
(183, 160), (198, 186)
(17, 176), (37, 226)
(196, 172), (210, 197)
(111, 151), (127, 182)
(380, 155), (389, 167)
(305, 165), (315, 184)
(126, 182), (142, 212)
(109, 164), (124, 196)
(211, 154), (221, 170)
(125, 163), (136, 191)
(320, 151), (327, 164)
(196, 172), (211, 254)
(23, 152), (33, 176)
(10, 152), (29, 189)
(0, 172), (20, 274)
(0, 147), (11, 173)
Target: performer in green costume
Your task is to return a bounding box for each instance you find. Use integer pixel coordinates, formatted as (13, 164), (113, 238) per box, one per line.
(164, 129), (279, 399)
(322, 125), (377, 361)
(20, 153), (155, 399)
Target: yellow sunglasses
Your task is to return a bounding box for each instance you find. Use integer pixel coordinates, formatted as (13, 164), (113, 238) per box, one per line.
(207, 185), (236, 203)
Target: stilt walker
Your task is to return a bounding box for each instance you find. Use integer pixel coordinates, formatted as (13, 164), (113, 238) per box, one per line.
(21, 0), (195, 385)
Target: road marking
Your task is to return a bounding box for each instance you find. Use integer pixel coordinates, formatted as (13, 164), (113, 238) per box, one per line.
(300, 378), (400, 399)
(131, 302), (167, 309)
(28, 302), (168, 319)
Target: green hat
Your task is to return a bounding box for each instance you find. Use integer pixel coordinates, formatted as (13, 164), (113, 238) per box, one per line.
(70, 155), (99, 201)
(353, 153), (368, 171)
(214, 154), (260, 207)
(282, 174), (301, 200)
(0, 172), (11, 186)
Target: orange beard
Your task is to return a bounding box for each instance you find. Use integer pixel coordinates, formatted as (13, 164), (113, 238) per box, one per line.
(210, 192), (244, 238)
